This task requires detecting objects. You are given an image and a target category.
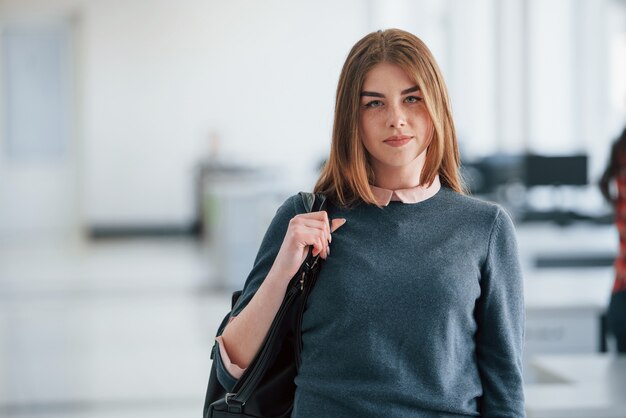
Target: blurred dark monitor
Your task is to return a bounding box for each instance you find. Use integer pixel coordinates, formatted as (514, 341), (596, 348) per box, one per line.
(462, 154), (524, 194)
(524, 154), (587, 186)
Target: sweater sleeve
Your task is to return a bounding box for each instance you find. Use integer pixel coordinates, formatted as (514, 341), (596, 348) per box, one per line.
(212, 194), (301, 391)
(475, 207), (525, 417)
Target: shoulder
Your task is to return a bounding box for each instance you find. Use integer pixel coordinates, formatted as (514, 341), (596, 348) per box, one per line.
(279, 193), (302, 212)
(439, 187), (505, 223)
(263, 193), (331, 242)
(270, 194), (301, 224)
(437, 188), (518, 244)
(274, 192), (318, 219)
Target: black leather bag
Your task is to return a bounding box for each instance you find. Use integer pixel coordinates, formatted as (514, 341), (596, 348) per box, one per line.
(203, 192), (327, 418)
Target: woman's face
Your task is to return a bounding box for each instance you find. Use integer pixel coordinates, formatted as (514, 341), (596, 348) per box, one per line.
(359, 62), (433, 184)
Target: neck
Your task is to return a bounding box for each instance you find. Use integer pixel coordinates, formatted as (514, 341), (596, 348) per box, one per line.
(372, 155), (426, 190)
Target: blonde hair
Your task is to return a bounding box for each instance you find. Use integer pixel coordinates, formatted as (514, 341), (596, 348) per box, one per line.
(313, 29), (466, 208)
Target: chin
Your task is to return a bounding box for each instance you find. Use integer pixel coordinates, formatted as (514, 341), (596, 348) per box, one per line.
(386, 154), (423, 167)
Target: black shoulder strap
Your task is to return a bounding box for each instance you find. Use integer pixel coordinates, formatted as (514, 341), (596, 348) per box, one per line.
(227, 192), (328, 405)
(216, 192), (327, 344)
(299, 192), (327, 213)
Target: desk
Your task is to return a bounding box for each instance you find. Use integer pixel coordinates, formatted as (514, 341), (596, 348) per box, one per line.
(525, 354), (626, 418)
(518, 224), (616, 355)
(524, 270), (613, 354)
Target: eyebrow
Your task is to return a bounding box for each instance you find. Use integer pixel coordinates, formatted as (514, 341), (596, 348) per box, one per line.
(360, 86), (420, 98)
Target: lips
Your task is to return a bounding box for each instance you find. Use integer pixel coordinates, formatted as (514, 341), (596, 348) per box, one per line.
(384, 135), (413, 147)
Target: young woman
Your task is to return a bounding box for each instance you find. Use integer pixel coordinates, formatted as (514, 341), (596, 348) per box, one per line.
(214, 29), (525, 417)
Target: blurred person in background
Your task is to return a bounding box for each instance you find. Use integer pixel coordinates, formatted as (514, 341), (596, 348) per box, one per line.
(600, 126), (626, 353)
(213, 29), (525, 417)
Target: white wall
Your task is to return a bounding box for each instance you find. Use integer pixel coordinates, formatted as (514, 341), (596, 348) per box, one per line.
(80, 0), (367, 226)
(0, 0), (623, 231)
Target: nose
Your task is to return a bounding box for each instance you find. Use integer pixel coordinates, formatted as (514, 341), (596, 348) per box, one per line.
(386, 103), (406, 128)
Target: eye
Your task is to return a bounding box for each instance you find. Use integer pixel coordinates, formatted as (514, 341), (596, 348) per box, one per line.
(363, 100), (384, 108)
(405, 95), (422, 104)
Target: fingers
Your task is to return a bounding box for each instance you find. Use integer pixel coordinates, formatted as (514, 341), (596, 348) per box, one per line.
(290, 225), (327, 259)
(297, 212), (347, 235)
(311, 217), (347, 259)
(299, 218), (330, 238)
(311, 235), (327, 258)
(291, 212), (348, 259)
(331, 218), (347, 233)
(294, 211), (331, 244)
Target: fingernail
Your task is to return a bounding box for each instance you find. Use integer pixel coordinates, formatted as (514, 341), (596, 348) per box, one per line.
(327, 246), (330, 257)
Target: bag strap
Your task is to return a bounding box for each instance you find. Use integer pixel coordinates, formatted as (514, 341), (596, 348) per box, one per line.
(225, 192), (327, 408)
(300, 191), (326, 213)
(209, 193), (326, 361)
(297, 192), (327, 270)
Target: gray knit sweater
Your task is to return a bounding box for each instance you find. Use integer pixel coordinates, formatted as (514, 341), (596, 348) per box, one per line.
(215, 186), (525, 417)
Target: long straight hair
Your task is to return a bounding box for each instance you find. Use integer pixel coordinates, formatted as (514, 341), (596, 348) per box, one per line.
(313, 29), (466, 208)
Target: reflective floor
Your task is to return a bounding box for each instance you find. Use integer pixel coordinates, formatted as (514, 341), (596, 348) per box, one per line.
(0, 223), (618, 417)
(0, 235), (231, 417)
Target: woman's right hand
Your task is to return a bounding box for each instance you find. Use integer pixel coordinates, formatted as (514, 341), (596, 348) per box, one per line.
(269, 211), (346, 284)
(219, 212), (347, 370)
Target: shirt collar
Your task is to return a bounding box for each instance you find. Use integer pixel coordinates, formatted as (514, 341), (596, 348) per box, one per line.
(370, 175), (441, 206)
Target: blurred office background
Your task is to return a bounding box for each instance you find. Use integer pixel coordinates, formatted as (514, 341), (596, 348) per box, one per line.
(0, 0), (625, 417)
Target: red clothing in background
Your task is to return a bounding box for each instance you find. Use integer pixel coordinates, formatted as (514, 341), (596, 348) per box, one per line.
(613, 160), (626, 293)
